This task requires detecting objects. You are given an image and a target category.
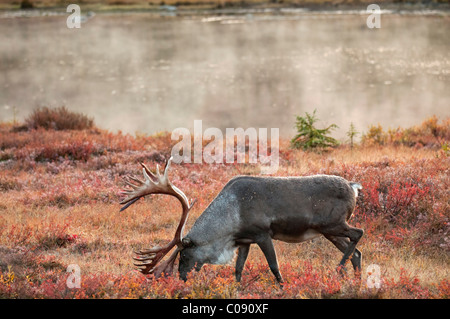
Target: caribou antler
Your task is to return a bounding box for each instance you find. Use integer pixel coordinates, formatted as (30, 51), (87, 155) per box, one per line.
(119, 156), (195, 278)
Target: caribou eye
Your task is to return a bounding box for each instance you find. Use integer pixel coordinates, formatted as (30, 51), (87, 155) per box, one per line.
(182, 237), (193, 247)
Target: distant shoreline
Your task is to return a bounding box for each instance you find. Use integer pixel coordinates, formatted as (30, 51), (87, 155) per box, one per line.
(1, 4), (449, 21)
(1, 1), (449, 14)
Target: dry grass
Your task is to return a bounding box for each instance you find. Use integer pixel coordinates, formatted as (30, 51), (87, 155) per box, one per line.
(0, 116), (449, 298)
(24, 106), (94, 131)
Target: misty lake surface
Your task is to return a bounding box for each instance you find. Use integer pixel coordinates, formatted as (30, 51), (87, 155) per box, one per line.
(0, 9), (449, 139)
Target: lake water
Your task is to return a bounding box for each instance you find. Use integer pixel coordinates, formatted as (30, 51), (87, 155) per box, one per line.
(0, 9), (449, 139)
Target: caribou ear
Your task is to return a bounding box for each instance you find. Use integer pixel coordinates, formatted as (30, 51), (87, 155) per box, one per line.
(181, 237), (193, 248)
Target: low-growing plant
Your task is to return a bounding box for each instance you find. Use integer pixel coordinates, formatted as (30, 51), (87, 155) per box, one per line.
(361, 116), (450, 147)
(361, 124), (387, 146)
(347, 122), (359, 150)
(25, 106), (94, 131)
(291, 109), (339, 151)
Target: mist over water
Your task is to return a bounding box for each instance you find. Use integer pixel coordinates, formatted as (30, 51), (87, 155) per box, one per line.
(0, 11), (449, 139)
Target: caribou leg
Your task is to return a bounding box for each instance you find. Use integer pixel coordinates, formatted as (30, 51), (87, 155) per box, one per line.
(256, 235), (283, 283)
(321, 223), (364, 275)
(324, 235), (362, 278)
(235, 244), (250, 282)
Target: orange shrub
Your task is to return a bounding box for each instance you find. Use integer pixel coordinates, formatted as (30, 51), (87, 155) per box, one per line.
(25, 106), (94, 131)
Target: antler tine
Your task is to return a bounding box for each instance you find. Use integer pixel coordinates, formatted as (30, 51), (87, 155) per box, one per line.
(119, 197), (141, 212)
(133, 247), (181, 277)
(138, 157), (172, 185)
(123, 177), (141, 190)
(162, 157), (172, 182)
(134, 246), (162, 255)
(127, 175), (145, 185)
(140, 162), (157, 183)
(156, 163), (162, 179)
(119, 157), (175, 209)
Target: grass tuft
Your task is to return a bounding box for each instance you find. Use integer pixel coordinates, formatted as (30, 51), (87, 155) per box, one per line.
(25, 106), (94, 131)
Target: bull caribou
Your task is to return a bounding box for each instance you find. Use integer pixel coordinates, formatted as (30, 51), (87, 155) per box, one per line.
(119, 157), (364, 283)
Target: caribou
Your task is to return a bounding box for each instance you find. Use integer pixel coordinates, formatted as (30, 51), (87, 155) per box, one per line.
(119, 157), (364, 283)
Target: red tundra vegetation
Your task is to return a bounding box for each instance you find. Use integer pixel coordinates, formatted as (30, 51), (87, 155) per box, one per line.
(0, 110), (448, 299)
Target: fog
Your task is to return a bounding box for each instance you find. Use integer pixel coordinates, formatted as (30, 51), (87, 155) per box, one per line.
(0, 11), (449, 139)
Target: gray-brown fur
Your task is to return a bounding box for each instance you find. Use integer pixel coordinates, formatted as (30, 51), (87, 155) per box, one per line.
(178, 175), (364, 283)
